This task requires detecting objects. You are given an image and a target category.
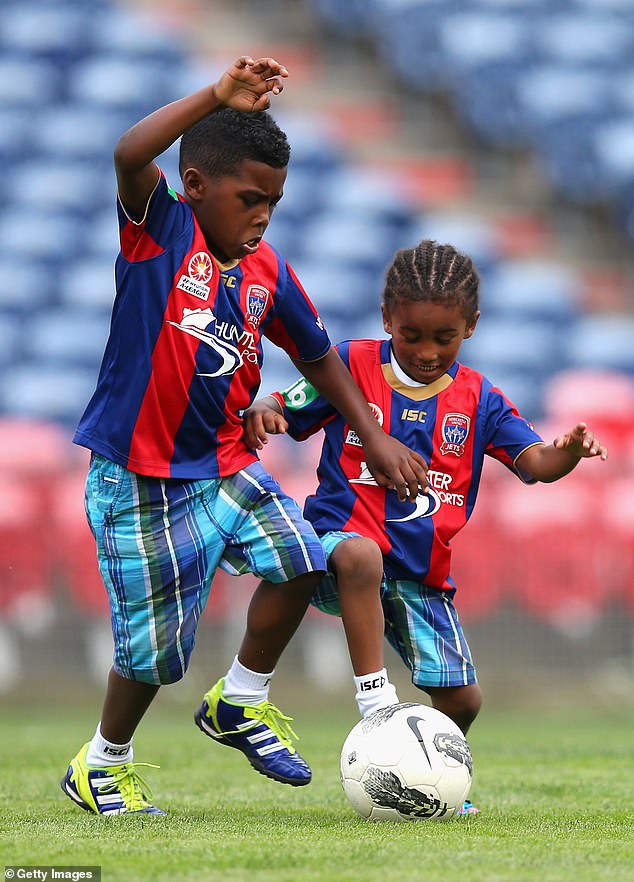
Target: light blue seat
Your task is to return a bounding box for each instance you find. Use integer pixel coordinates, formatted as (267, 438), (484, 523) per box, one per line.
(59, 260), (116, 311)
(482, 259), (582, 325)
(564, 315), (634, 374)
(407, 212), (502, 276)
(7, 161), (111, 217)
(85, 6), (185, 64)
(17, 307), (110, 368)
(463, 317), (561, 379)
(0, 210), (84, 264)
(67, 56), (174, 114)
(0, 363), (97, 425)
(29, 106), (124, 166)
(0, 259), (56, 313)
(0, 57), (62, 107)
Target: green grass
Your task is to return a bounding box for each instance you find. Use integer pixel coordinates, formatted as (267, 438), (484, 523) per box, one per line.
(1, 699), (633, 882)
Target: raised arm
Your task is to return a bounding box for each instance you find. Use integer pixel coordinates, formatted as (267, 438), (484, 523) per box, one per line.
(294, 349), (428, 501)
(113, 56), (289, 219)
(517, 422), (608, 483)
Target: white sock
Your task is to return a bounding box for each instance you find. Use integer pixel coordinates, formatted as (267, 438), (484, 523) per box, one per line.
(85, 723), (133, 767)
(353, 668), (399, 718)
(222, 655), (274, 706)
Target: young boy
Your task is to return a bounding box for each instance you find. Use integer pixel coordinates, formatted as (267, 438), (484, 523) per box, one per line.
(61, 56), (428, 815)
(244, 239), (608, 812)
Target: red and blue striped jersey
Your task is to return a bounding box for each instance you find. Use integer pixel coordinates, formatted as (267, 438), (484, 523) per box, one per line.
(272, 338), (543, 589)
(74, 173), (330, 478)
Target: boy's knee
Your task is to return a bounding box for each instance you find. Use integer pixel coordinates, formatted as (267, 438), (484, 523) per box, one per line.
(331, 537), (383, 584)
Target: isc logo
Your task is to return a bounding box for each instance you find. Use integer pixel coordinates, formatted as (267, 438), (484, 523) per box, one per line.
(401, 408), (427, 423)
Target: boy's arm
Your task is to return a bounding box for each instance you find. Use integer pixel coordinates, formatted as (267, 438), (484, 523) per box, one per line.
(294, 348), (428, 501)
(114, 56), (289, 219)
(516, 422), (608, 483)
(244, 396), (288, 449)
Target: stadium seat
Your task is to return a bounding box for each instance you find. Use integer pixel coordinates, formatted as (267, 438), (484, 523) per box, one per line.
(59, 260), (116, 310)
(481, 258), (582, 325)
(17, 306), (110, 368)
(0, 210), (85, 265)
(497, 478), (608, 628)
(0, 364), (96, 426)
(564, 315), (634, 375)
(7, 160), (111, 217)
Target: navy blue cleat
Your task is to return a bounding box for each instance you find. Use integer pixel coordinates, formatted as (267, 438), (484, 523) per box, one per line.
(194, 678), (312, 786)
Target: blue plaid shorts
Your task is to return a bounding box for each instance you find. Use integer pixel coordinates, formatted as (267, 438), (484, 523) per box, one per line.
(312, 531), (477, 690)
(85, 454), (326, 685)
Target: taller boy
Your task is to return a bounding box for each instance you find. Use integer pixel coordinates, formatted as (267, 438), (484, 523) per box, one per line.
(62, 56), (427, 814)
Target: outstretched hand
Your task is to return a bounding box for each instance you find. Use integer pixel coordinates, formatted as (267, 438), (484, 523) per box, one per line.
(553, 422), (608, 460)
(213, 56), (289, 113)
(243, 398), (288, 450)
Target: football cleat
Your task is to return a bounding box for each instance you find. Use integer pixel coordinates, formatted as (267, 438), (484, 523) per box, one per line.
(61, 743), (165, 815)
(194, 678), (312, 786)
(456, 799), (479, 815)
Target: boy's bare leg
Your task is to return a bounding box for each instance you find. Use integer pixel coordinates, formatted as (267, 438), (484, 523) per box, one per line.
(237, 572), (320, 673)
(427, 683), (482, 735)
(331, 537), (385, 676)
(100, 668), (160, 744)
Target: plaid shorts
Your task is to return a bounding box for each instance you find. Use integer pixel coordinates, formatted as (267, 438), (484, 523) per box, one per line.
(313, 531), (477, 690)
(85, 454), (326, 685)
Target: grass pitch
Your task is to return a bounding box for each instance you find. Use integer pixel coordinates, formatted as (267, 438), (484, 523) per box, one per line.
(1, 698), (633, 882)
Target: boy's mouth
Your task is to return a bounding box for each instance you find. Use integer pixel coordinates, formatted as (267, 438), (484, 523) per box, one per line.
(242, 236), (262, 254)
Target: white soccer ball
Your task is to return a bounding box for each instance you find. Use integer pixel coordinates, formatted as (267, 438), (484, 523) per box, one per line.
(340, 702), (473, 822)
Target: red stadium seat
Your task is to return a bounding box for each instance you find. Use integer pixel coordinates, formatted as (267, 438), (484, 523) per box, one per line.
(496, 476), (609, 627)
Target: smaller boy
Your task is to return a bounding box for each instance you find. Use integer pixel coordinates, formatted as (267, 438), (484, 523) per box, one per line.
(244, 239), (608, 813)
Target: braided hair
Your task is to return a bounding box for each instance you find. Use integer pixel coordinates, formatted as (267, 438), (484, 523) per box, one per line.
(383, 240), (480, 322)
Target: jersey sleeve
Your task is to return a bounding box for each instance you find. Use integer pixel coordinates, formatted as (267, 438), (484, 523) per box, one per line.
(271, 375), (338, 441)
(117, 170), (191, 263)
(482, 382), (544, 483)
(262, 258), (331, 362)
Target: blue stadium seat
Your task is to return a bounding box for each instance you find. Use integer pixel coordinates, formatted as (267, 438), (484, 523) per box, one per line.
(85, 6), (185, 65)
(463, 317), (561, 379)
(7, 161), (112, 218)
(67, 56), (176, 115)
(481, 259), (582, 325)
(533, 12), (632, 66)
(0, 5), (93, 66)
(28, 107), (124, 167)
(564, 315), (634, 374)
(16, 307), (109, 369)
(0, 57), (63, 108)
(59, 260), (116, 311)
(0, 210), (84, 265)
(0, 365), (96, 426)
(0, 260), (57, 313)
(407, 212), (502, 276)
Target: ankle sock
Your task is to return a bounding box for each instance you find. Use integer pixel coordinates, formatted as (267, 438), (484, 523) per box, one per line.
(85, 723), (133, 767)
(353, 668), (399, 718)
(221, 655), (274, 706)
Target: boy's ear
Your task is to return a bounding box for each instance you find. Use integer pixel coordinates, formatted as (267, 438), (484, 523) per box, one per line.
(381, 302), (392, 334)
(182, 167), (207, 200)
(464, 310), (480, 339)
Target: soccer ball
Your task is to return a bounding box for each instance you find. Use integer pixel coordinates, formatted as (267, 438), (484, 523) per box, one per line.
(340, 702), (473, 822)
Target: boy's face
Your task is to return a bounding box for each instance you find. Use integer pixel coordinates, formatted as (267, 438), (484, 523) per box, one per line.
(182, 160), (287, 263)
(382, 297), (479, 385)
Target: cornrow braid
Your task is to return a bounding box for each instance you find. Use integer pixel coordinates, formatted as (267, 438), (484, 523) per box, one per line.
(383, 240), (480, 321)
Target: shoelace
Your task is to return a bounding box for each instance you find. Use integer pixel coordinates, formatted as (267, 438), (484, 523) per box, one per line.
(218, 701), (299, 749)
(97, 762), (160, 811)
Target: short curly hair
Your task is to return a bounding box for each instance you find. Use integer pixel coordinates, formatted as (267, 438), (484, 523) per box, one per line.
(179, 108), (290, 179)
